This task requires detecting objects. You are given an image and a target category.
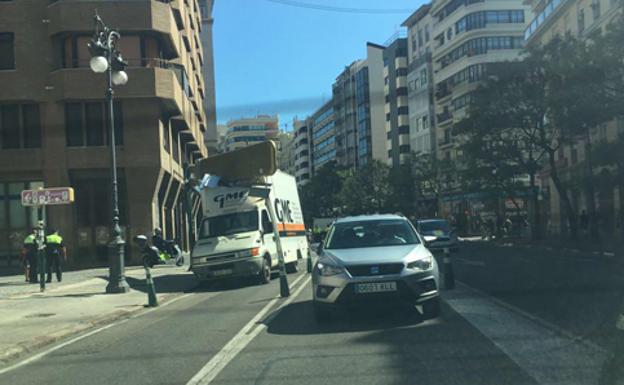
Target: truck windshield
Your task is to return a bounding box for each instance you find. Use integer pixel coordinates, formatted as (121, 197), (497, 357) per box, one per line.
(200, 210), (259, 238)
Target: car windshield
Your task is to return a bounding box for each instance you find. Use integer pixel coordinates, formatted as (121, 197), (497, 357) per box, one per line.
(325, 219), (420, 249)
(419, 220), (451, 234)
(200, 210), (259, 238)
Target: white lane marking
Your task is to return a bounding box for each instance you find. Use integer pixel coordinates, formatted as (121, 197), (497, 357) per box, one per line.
(446, 281), (606, 385)
(455, 257), (486, 267)
(0, 293), (195, 375)
(186, 275), (312, 385)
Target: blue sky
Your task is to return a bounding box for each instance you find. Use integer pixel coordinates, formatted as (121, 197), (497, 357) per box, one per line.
(212, 0), (423, 130)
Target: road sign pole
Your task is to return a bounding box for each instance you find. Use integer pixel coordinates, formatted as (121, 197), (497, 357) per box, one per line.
(36, 206), (46, 292)
(265, 197), (290, 298)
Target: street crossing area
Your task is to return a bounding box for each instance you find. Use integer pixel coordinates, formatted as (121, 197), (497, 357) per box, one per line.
(0, 242), (621, 385)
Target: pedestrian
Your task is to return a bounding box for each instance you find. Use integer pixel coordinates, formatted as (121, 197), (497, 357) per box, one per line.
(504, 216), (513, 236)
(23, 228), (38, 284)
(45, 228), (66, 283)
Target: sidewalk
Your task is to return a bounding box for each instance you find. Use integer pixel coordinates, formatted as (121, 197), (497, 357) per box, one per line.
(0, 265), (197, 365)
(462, 236), (623, 258)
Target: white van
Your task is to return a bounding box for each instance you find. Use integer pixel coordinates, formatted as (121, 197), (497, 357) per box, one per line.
(190, 171), (309, 284)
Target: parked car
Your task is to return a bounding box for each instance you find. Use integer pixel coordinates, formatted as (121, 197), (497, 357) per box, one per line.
(416, 219), (459, 252)
(312, 214), (440, 322)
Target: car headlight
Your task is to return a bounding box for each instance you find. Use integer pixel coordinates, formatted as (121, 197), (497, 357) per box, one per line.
(406, 254), (433, 271)
(316, 262), (343, 276)
(238, 247), (260, 258)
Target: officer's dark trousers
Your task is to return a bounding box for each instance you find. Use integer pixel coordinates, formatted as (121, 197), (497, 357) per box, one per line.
(46, 254), (62, 282)
(27, 253), (38, 283)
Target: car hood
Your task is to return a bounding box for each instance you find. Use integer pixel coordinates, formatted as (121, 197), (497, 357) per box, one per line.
(323, 244), (427, 265)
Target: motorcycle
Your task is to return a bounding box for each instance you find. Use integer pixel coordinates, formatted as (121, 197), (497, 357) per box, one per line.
(134, 235), (185, 268)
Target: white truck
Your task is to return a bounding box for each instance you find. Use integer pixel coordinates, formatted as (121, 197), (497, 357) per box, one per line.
(190, 171), (309, 284)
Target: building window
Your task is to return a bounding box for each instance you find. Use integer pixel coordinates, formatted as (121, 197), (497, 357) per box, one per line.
(420, 69), (427, 87)
(399, 144), (411, 153)
(172, 130), (180, 162)
(418, 29), (423, 46)
(425, 25), (431, 42)
(0, 33), (15, 70)
(396, 68), (408, 77)
(0, 182), (42, 242)
(386, 113), (391, 121)
(591, 0), (600, 20)
(398, 125), (410, 134)
(578, 9), (585, 32)
(396, 87), (408, 96)
(65, 102), (123, 147)
(0, 104), (41, 149)
(398, 106), (409, 115)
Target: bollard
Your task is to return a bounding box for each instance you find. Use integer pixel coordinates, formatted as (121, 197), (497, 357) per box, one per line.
(144, 266), (158, 307)
(306, 249), (313, 274)
(443, 247), (455, 290)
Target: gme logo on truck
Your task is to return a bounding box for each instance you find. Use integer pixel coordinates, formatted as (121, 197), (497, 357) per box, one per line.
(214, 190), (249, 208)
(274, 198), (293, 223)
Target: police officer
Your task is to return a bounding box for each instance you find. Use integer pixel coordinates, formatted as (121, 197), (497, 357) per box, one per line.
(23, 229), (38, 284)
(45, 229), (65, 283)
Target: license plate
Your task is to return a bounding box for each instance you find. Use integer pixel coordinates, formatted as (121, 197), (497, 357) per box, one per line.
(210, 269), (232, 277)
(354, 282), (397, 294)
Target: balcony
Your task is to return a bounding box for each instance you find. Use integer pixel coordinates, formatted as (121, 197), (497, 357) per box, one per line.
(49, 63), (203, 153)
(435, 84), (452, 101)
(47, 0), (182, 59)
(437, 111), (453, 124)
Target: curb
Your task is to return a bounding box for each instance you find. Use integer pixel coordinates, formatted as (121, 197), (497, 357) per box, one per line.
(486, 240), (619, 259)
(0, 291), (181, 365)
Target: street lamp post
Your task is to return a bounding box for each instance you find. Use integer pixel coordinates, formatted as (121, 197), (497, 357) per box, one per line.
(89, 12), (130, 294)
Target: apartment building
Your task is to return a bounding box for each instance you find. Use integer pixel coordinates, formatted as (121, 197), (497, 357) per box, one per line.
(293, 119), (312, 186)
(524, 0), (623, 236)
(223, 115), (279, 152)
(430, 0), (527, 215)
(403, 5), (437, 158)
(309, 101), (336, 172)
(199, 0), (218, 153)
(382, 35), (410, 167)
(0, 0), (210, 267)
(277, 131), (295, 176)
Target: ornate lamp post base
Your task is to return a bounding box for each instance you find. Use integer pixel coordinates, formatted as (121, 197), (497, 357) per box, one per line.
(105, 233), (130, 294)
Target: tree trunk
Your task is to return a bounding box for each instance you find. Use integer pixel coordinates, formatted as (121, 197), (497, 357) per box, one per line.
(584, 130), (599, 240)
(529, 171), (541, 240)
(548, 149), (578, 239)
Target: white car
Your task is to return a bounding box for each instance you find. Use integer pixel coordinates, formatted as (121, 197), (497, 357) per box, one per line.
(312, 214), (440, 321)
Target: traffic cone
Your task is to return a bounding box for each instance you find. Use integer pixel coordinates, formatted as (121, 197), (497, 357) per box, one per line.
(145, 266), (158, 307)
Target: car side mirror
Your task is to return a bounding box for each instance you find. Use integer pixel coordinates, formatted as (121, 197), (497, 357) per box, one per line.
(423, 235), (437, 247)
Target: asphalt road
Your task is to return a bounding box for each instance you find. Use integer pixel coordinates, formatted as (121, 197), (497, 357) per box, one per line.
(1, 243), (622, 385)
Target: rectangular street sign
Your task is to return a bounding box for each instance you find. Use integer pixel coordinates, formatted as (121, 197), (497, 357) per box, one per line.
(21, 187), (75, 206)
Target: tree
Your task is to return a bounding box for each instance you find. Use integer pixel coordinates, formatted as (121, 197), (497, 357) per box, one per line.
(299, 161), (345, 222)
(455, 60), (547, 238)
(388, 162), (417, 218)
(338, 160), (393, 216)
(411, 153), (447, 217)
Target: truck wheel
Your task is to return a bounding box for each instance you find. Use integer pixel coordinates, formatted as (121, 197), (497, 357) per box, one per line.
(258, 256), (271, 285)
(422, 297), (441, 320)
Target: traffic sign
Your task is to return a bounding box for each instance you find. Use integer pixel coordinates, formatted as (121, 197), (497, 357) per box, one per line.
(21, 187), (75, 207)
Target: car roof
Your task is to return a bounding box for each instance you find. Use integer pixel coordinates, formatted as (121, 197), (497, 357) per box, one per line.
(334, 214), (406, 224)
(417, 218), (449, 223)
